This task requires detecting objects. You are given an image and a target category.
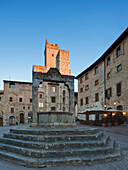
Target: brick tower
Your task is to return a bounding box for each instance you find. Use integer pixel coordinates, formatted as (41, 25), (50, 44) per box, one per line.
(33, 39), (71, 75)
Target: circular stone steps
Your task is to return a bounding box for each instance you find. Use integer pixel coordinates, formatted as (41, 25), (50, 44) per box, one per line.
(0, 126), (121, 168)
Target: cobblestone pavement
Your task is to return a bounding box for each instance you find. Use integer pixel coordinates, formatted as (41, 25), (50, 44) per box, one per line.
(0, 124), (128, 170)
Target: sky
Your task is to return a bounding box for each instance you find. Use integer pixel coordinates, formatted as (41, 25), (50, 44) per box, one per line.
(0, 0), (128, 91)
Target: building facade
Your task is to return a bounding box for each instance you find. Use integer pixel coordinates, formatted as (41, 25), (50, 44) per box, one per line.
(0, 80), (32, 126)
(32, 40), (75, 126)
(76, 28), (128, 116)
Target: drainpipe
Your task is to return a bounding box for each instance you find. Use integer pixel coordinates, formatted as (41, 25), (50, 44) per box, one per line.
(104, 58), (106, 109)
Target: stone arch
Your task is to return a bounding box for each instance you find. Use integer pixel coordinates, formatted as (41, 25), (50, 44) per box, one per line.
(0, 117), (3, 126)
(117, 105), (123, 111)
(107, 107), (112, 110)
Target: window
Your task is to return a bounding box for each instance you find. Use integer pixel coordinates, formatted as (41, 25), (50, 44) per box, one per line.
(9, 97), (13, 102)
(117, 64), (122, 72)
(23, 106), (25, 109)
(80, 88), (83, 93)
(63, 90), (65, 96)
(85, 97), (89, 104)
(80, 77), (83, 83)
(51, 86), (55, 92)
(19, 98), (22, 102)
(29, 85), (31, 88)
(80, 99), (83, 106)
(117, 46), (121, 57)
(107, 72), (111, 79)
(51, 107), (56, 111)
(63, 107), (65, 112)
(9, 83), (15, 88)
(63, 97), (65, 104)
(105, 88), (112, 99)
(107, 56), (110, 66)
(28, 106), (30, 110)
(95, 80), (99, 86)
(19, 84), (22, 88)
(11, 107), (14, 113)
(39, 94), (42, 98)
(30, 98), (32, 103)
(39, 103), (43, 107)
(95, 66), (98, 74)
(51, 97), (55, 103)
(0, 96), (1, 102)
(85, 73), (89, 80)
(52, 54), (54, 57)
(95, 93), (99, 102)
(85, 85), (89, 91)
(117, 82), (121, 96)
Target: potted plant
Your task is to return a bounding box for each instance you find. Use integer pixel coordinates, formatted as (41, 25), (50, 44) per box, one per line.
(122, 116), (127, 124)
(113, 114), (119, 126)
(101, 117), (107, 127)
(107, 116), (112, 127)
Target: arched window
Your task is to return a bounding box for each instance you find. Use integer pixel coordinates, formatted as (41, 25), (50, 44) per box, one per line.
(117, 105), (123, 111)
(107, 107), (112, 110)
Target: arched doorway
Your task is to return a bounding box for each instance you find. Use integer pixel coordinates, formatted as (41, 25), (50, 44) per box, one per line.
(107, 107), (112, 110)
(9, 116), (15, 125)
(117, 105), (123, 111)
(0, 117), (3, 126)
(20, 113), (24, 124)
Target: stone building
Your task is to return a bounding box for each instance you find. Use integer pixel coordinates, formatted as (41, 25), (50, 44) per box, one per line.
(76, 28), (128, 115)
(32, 40), (75, 126)
(33, 39), (71, 76)
(0, 80), (32, 126)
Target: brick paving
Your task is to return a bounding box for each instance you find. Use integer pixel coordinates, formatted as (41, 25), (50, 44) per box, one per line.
(0, 124), (128, 170)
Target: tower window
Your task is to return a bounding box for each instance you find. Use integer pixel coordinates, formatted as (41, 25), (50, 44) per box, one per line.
(9, 83), (15, 88)
(9, 97), (13, 102)
(52, 54), (54, 57)
(19, 84), (22, 88)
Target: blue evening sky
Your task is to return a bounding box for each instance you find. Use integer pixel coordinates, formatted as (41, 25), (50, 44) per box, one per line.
(0, 0), (128, 91)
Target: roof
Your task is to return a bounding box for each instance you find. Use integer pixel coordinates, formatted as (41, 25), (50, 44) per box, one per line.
(76, 27), (128, 79)
(3, 80), (32, 84)
(78, 109), (125, 114)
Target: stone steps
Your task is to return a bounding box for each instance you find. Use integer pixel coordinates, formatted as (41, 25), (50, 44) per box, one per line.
(0, 127), (121, 168)
(0, 135), (109, 149)
(0, 143), (121, 168)
(10, 127), (98, 135)
(3, 131), (104, 142)
(0, 138), (115, 158)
